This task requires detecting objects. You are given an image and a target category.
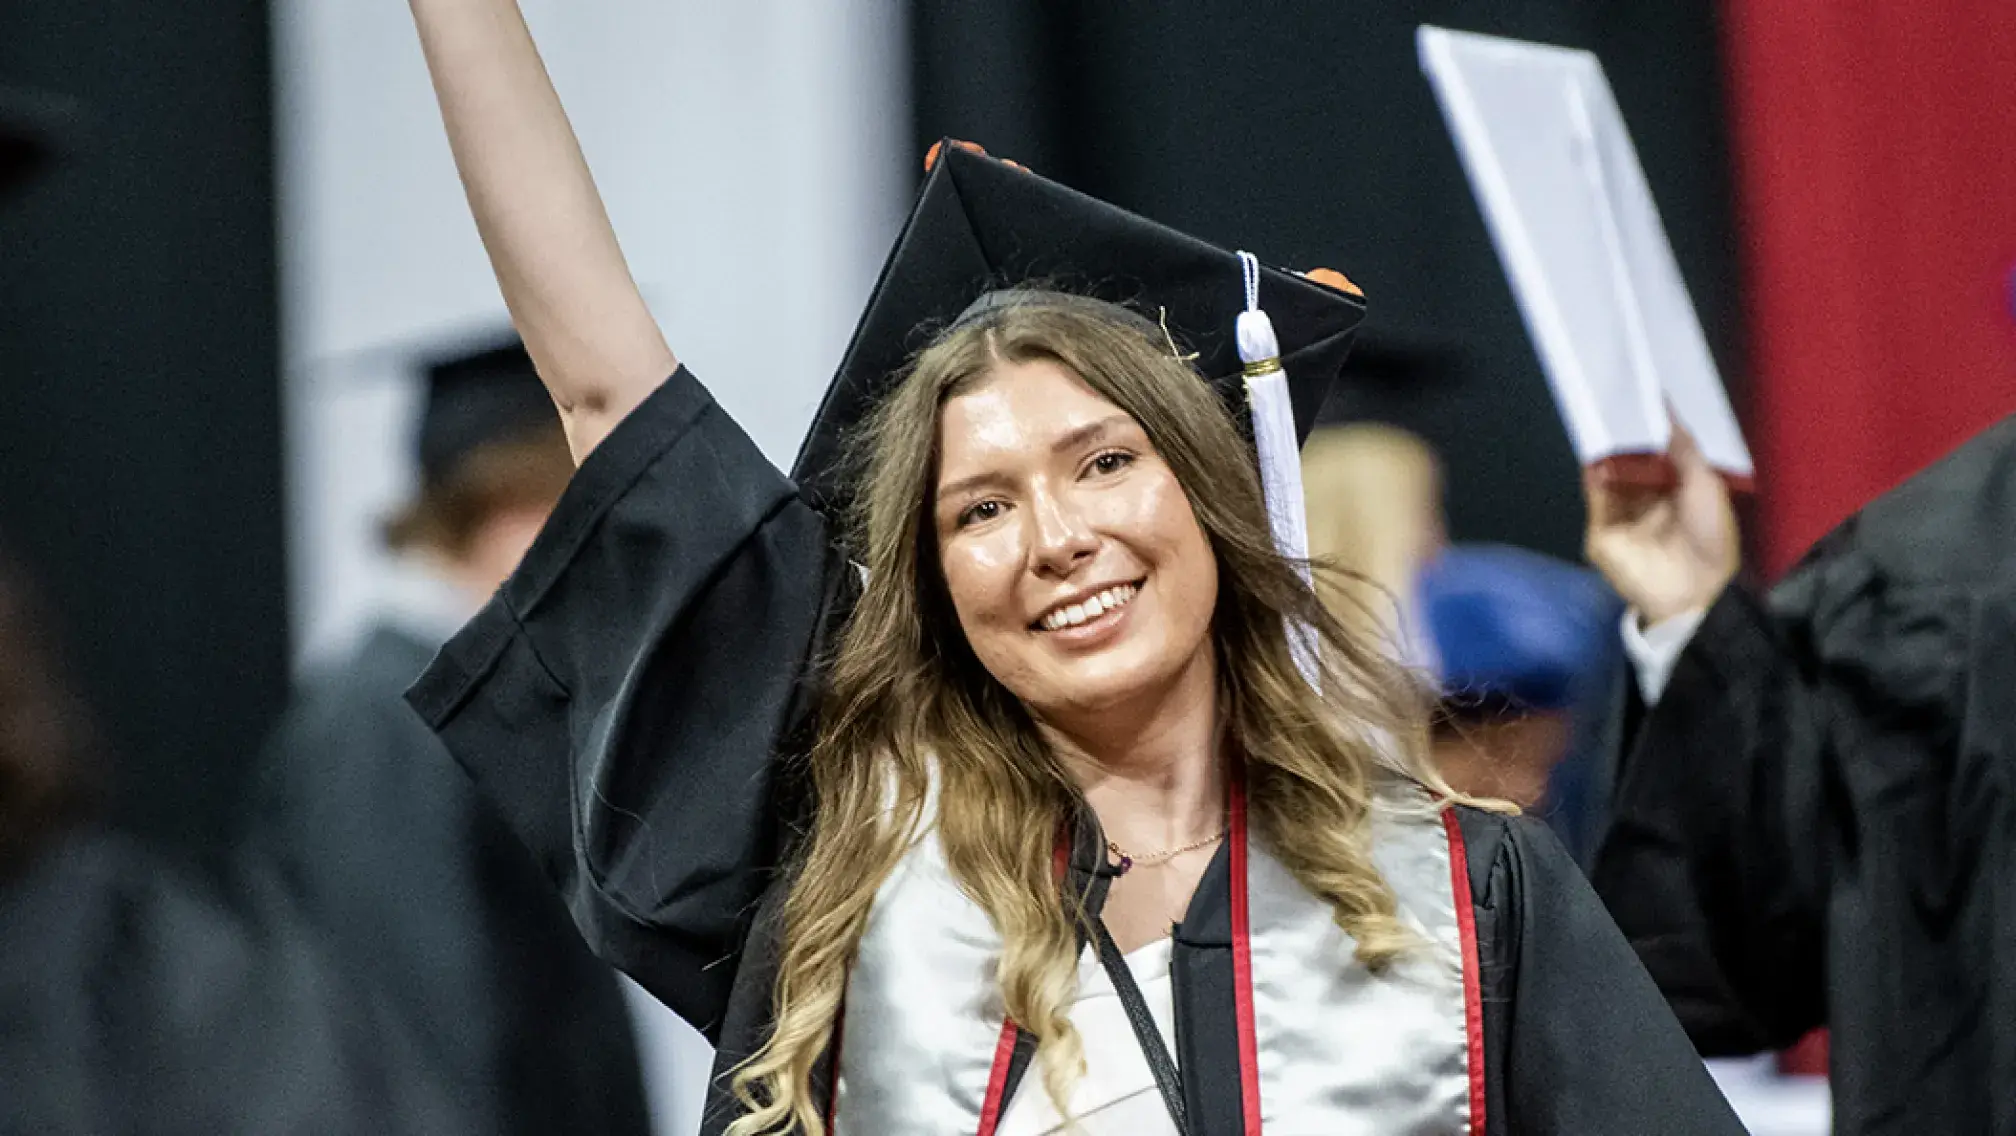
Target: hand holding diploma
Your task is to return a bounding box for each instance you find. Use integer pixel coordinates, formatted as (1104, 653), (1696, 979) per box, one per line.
(1582, 422), (1740, 626)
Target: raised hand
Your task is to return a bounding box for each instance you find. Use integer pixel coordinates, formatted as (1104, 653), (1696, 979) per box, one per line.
(1582, 424), (1741, 626)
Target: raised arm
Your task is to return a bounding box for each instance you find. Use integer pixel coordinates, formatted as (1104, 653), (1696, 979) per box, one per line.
(1580, 426), (1828, 1052)
(408, 0), (675, 461)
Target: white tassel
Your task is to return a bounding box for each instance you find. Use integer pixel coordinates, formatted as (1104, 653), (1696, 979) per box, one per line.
(1236, 306), (1281, 367)
(1236, 252), (1320, 687)
(1239, 328), (1309, 566)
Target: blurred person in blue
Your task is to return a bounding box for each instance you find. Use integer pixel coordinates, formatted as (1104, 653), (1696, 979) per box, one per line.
(1301, 425), (1623, 839)
(1417, 544), (1620, 820)
(243, 342), (653, 1136)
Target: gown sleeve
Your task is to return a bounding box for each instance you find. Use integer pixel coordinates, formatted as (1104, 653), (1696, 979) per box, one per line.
(405, 366), (853, 1039)
(1465, 812), (1748, 1134)
(1588, 583), (1829, 1055)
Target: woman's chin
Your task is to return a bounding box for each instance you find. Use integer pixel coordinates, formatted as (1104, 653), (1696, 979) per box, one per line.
(1018, 644), (1204, 721)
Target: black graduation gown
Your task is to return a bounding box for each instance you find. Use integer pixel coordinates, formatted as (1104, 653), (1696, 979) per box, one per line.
(0, 827), (461, 1135)
(248, 623), (653, 1136)
(1592, 413), (2016, 1134)
(409, 366), (1741, 1134)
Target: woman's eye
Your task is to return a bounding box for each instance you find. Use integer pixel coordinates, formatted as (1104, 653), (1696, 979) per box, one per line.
(1089, 450), (1135, 476)
(958, 500), (1004, 527)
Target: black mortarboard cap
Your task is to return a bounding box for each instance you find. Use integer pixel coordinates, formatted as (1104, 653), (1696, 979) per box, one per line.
(790, 141), (1368, 521)
(417, 340), (558, 485)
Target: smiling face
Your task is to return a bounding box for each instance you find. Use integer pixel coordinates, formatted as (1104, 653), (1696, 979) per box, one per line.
(932, 356), (1220, 723)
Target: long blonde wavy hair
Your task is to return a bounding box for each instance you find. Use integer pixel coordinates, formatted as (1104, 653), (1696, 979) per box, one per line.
(729, 291), (1447, 1135)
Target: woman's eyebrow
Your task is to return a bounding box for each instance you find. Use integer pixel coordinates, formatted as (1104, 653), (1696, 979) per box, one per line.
(1050, 415), (1135, 456)
(936, 469), (1010, 504)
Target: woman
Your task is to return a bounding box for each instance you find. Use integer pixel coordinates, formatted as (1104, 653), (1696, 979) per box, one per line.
(1301, 425), (1621, 817)
(403, 1), (1742, 1132)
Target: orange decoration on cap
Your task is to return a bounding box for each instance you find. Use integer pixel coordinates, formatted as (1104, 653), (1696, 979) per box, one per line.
(1302, 267), (1364, 298)
(924, 138), (1029, 174)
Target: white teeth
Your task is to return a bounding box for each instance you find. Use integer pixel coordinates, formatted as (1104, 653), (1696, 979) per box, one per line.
(1039, 583), (1139, 631)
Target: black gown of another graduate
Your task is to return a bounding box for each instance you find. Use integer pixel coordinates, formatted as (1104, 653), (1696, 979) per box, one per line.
(0, 828), (463, 1134)
(407, 366), (1740, 1134)
(249, 621), (653, 1136)
(1592, 413), (2016, 1135)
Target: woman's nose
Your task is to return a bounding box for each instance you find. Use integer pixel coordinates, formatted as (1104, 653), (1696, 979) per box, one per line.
(1028, 486), (1097, 575)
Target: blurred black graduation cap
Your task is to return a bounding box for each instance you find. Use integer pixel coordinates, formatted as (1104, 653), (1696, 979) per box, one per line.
(415, 340), (556, 485)
(791, 139), (1370, 520)
(1, 86), (78, 199)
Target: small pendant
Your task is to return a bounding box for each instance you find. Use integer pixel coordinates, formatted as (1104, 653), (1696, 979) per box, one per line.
(1117, 854), (1133, 874)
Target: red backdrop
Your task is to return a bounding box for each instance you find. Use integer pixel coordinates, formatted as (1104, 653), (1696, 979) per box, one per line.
(1722, 1), (2016, 576)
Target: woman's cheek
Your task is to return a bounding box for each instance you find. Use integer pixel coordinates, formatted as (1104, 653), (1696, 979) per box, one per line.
(941, 530), (1026, 628)
(1115, 469), (1197, 550)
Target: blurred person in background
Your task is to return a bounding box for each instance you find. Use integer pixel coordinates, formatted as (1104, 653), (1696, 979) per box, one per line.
(1302, 425), (1622, 818)
(1299, 423), (1444, 651)
(1, 84), (463, 1136)
(243, 342), (653, 1136)
(1587, 419), (2016, 1133)
(1416, 544), (1618, 812)
(0, 541), (462, 1133)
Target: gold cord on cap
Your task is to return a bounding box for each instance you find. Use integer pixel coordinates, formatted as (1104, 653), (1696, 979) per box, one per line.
(1158, 306), (1201, 365)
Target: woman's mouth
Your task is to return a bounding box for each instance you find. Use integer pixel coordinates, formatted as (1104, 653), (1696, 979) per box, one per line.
(1035, 580), (1142, 633)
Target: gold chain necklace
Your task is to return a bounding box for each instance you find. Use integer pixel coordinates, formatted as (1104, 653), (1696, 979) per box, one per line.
(1107, 828), (1226, 875)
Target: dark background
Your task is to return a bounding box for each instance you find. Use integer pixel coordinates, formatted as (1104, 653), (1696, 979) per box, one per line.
(913, 0), (1741, 563)
(0, 0), (286, 862)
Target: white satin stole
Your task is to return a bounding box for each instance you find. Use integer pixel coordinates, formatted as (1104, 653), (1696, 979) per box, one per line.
(831, 795), (1474, 1134)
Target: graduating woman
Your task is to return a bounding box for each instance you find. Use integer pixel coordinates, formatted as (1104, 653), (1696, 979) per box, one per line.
(402, 1), (1743, 1132)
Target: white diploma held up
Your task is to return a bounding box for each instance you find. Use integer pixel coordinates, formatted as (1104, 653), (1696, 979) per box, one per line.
(1418, 25), (1753, 489)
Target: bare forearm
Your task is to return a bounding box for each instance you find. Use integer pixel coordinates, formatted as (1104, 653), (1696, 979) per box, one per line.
(409, 0), (675, 460)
